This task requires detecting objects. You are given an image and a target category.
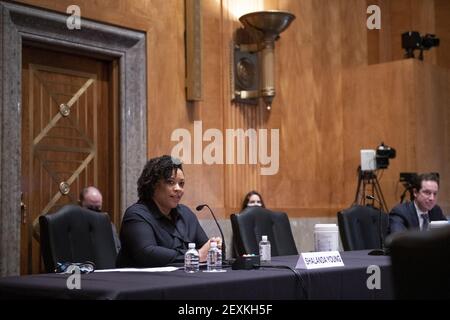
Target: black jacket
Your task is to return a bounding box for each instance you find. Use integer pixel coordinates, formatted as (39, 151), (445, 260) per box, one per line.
(116, 200), (208, 267)
(389, 201), (447, 234)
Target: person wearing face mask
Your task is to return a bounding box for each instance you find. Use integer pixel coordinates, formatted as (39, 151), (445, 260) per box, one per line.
(79, 186), (103, 212)
(31, 186), (122, 254)
(389, 172), (448, 234)
(241, 191), (266, 211)
(116, 155), (221, 268)
(79, 186), (121, 253)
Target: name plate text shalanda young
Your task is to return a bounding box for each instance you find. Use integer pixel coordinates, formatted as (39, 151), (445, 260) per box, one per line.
(295, 251), (345, 270)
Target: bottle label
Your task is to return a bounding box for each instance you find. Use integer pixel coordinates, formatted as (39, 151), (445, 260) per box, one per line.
(206, 247), (222, 272)
(185, 250), (199, 273)
(260, 244), (271, 262)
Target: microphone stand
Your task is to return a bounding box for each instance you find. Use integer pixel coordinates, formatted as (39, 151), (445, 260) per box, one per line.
(196, 204), (227, 264)
(366, 196), (390, 256)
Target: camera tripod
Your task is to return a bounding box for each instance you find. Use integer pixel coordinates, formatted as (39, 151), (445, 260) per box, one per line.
(353, 166), (389, 213)
(399, 186), (414, 203)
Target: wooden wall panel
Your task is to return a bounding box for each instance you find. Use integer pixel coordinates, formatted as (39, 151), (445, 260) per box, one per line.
(343, 60), (417, 210)
(14, 0), (450, 219)
(182, 0), (226, 218)
(367, 0), (438, 65)
(436, 0), (450, 68)
(261, 0), (368, 217)
(413, 62), (450, 213)
(343, 60), (450, 212)
(219, 0), (267, 215)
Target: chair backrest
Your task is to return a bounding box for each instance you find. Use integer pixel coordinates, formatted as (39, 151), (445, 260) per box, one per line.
(230, 207), (298, 257)
(385, 226), (450, 299)
(337, 205), (388, 251)
(39, 204), (117, 273)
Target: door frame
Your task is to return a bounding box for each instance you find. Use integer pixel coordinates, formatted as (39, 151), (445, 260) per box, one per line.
(0, 1), (147, 276)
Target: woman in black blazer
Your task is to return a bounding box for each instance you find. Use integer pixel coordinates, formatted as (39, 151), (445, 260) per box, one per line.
(117, 155), (221, 267)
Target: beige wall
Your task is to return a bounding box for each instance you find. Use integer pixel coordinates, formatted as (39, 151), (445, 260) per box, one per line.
(16, 0), (450, 218)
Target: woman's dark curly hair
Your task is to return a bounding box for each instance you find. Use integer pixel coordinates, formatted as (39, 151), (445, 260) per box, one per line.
(137, 155), (183, 202)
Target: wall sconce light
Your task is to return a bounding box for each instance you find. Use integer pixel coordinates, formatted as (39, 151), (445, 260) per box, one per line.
(232, 10), (295, 110)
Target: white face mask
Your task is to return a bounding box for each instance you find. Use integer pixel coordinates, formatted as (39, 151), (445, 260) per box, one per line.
(247, 194), (263, 207)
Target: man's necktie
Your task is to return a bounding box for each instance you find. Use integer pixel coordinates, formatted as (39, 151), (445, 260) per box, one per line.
(421, 213), (429, 231)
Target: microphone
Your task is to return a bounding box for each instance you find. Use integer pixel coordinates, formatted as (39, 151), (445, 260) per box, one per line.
(196, 204), (226, 263)
(365, 195), (389, 255)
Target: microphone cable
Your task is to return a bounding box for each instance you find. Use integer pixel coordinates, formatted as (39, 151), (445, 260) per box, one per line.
(252, 264), (308, 299)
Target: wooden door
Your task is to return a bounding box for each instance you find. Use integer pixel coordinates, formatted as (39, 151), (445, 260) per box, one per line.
(21, 46), (119, 274)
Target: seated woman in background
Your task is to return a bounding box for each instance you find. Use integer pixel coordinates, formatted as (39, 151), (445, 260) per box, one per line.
(241, 190), (266, 211)
(116, 155), (221, 268)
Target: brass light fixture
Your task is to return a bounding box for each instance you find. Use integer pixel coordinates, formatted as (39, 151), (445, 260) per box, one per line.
(232, 10), (295, 110)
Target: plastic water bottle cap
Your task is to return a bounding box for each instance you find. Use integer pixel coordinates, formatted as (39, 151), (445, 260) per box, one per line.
(262, 235), (268, 241)
(188, 243), (196, 249)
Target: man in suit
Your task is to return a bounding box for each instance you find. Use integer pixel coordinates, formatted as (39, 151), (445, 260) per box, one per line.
(389, 172), (447, 234)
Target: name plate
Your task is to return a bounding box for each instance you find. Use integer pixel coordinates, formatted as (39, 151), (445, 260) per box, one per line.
(295, 251), (345, 269)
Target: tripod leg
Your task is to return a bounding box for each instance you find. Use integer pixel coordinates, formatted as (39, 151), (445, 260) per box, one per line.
(400, 189), (408, 203)
(362, 179), (369, 205)
(374, 177), (388, 213)
(354, 168), (363, 205)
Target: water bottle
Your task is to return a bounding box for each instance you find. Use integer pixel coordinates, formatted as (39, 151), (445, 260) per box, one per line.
(259, 235), (271, 264)
(207, 241), (222, 272)
(184, 243), (199, 273)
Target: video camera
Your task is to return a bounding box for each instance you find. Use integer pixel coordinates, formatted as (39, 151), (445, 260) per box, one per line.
(360, 142), (396, 171)
(375, 143), (396, 169)
(402, 31), (440, 60)
(399, 172), (418, 190)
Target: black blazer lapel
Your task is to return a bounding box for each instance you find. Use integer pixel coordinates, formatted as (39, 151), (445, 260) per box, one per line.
(407, 201), (420, 228)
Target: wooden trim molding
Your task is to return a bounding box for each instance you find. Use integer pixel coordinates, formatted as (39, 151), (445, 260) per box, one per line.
(185, 0), (203, 101)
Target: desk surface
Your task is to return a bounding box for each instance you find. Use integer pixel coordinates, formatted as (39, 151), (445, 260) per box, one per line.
(0, 250), (393, 300)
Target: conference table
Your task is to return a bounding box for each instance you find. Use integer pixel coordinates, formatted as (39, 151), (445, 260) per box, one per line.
(0, 250), (394, 300)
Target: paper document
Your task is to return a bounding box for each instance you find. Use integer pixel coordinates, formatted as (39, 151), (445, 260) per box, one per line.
(94, 267), (180, 272)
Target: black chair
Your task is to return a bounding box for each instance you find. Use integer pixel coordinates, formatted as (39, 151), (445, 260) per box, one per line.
(385, 226), (450, 299)
(39, 204), (117, 273)
(337, 205), (388, 251)
(230, 207), (298, 257)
